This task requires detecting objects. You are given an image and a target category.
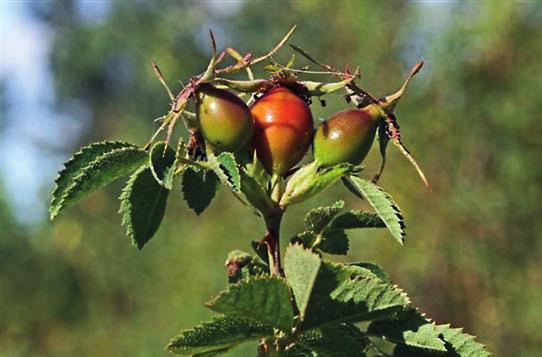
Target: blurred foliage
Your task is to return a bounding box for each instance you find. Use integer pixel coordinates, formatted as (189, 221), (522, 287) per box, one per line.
(1, 1), (541, 356)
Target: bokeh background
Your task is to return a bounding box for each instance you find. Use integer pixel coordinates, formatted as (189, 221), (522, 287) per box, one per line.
(1, 1), (541, 356)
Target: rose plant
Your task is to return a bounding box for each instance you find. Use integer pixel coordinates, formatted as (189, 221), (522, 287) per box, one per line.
(49, 27), (489, 356)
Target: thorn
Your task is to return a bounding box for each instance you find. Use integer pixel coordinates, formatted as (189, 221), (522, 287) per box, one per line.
(151, 61), (174, 100)
(216, 49), (226, 64)
(208, 28), (217, 57)
(392, 139), (431, 190)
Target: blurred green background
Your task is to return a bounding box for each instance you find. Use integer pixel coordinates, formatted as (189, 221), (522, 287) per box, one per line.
(1, 1), (541, 356)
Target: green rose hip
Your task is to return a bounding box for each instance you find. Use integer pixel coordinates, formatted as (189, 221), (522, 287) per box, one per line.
(313, 105), (382, 166)
(196, 84), (255, 152)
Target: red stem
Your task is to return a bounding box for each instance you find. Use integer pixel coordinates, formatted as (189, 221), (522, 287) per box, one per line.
(263, 213), (283, 276)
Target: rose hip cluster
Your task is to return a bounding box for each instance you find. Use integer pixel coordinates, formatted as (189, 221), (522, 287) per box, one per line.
(197, 80), (394, 178)
(150, 28), (427, 190)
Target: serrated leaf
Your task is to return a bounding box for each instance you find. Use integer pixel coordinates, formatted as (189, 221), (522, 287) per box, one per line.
(368, 310), (445, 352)
(167, 316), (273, 355)
(207, 152), (239, 191)
(341, 177), (364, 199)
(304, 201), (345, 233)
(331, 211), (385, 230)
(149, 141), (176, 189)
(50, 141), (138, 218)
(316, 228), (349, 255)
(284, 244), (322, 320)
(182, 168), (220, 215)
(280, 162), (355, 207)
(297, 324), (368, 357)
(370, 309), (490, 356)
(347, 176), (406, 244)
(301, 261), (410, 330)
(435, 324), (490, 356)
(119, 166), (169, 249)
(206, 277), (294, 333)
(217, 152), (241, 191)
(170, 136), (187, 179)
(349, 262), (390, 283)
(290, 231), (317, 248)
(50, 146), (147, 219)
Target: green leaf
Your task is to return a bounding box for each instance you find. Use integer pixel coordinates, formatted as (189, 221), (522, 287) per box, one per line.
(280, 162), (355, 207)
(285, 247), (408, 330)
(50, 141), (138, 219)
(341, 177), (364, 199)
(349, 262), (390, 283)
(50, 146), (147, 219)
(301, 262), (410, 330)
(208, 152), (274, 217)
(217, 152), (241, 191)
(368, 311), (445, 352)
(292, 203), (350, 255)
(182, 168), (220, 215)
(206, 277), (294, 333)
(225, 250), (268, 284)
(304, 200), (345, 233)
(347, 176), (406, 244)
(166, 316), (273, 355)
(149, 141), (176, 189)
(119, 166), (169, 249)
(434, 324), (490, 356)
(316, 228), (349, 255)
(331, 211), (385, 230)
(297, 324), (368, 357)
(240, 168), (275, 216)
(370, 310), (490, 356)
(245, 151), (271, 189)
(207, 152), (240, 191)
(290, 231), (317, 248)
(250, 240), (269, 265)
(284, 244), (322, 320)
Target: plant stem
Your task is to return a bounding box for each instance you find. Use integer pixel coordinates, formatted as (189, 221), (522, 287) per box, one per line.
(263, 212), (284, 277)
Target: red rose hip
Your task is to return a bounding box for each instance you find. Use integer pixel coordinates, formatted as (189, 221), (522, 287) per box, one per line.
(251, 87), (313, 176)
